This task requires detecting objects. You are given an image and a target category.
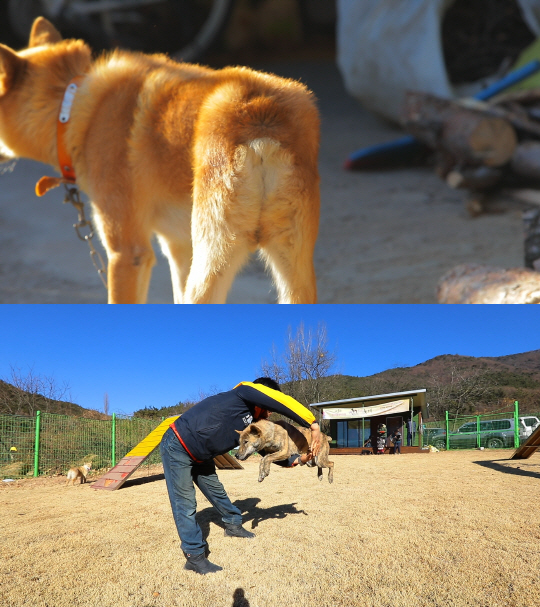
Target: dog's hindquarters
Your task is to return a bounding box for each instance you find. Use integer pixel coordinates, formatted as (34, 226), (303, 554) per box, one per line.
(185, 77), (320, 304)
(297, 428), (334, 484)
(276, 421), (334, 483)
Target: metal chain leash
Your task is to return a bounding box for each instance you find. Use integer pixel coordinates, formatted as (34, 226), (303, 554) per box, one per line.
(63, 184), (108, 289)
(0, 159), (18, 175)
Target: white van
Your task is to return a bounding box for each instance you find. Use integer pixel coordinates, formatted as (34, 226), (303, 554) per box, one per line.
(520, 416), (540, 438)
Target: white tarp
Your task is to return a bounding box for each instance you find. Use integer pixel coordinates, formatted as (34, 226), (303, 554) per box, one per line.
(337, 0), (540, 122)
(322, 399), (410, 420)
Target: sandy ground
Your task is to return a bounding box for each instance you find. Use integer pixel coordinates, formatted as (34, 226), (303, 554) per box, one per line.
(2, 451), (540, 607)
(0, 60), (526, 303)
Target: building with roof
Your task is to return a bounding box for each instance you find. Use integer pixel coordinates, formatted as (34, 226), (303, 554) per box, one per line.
(310, 389), (428, 454)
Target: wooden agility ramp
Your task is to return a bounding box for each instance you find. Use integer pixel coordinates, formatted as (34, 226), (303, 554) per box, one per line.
(511, 425), (540, 459)
(92, 415), (242, 491)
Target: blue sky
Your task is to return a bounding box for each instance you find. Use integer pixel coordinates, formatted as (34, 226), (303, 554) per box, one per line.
(0, 305), (538, 415)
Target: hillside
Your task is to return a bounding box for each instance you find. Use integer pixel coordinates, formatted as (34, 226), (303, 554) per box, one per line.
(316, 350), (540, 418)
(0, 379), (109, 419)
(1, 350), (539, 420)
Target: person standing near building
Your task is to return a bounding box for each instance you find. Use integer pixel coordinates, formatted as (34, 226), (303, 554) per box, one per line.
(376, 423), (386, 454)
(407, 418), (417, 446)
(392, 429), (402, 454)
(159, 377), (321, 575)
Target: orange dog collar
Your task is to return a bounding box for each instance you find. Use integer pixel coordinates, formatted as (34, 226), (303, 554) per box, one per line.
(36, 76), (84, 197)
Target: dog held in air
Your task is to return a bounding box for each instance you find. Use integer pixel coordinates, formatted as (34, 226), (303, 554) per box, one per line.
(236, 419), (334, 483)
(0, 17), (320, 304)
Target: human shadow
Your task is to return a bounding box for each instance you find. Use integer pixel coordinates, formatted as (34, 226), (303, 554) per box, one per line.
(473, 459), (540, 479)
(195, 497), (308, 540)
(232, 588), (250, 607)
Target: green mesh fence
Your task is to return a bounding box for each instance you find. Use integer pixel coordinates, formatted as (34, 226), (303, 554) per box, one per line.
(116, 416), (165, 465)
(0, 412), (165, 479)
(0, 414), (37, 478)
(423, 405), (540, 451)
(421, 420), (447, 448)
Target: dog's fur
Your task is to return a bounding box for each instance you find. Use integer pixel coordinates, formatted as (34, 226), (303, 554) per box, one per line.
(65, 463), (92, 485)
(235, 419), (333, 483)
(0, 18), (320, 303)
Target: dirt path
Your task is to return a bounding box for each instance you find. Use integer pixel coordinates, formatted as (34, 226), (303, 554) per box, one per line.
(2, 452), (540, 607)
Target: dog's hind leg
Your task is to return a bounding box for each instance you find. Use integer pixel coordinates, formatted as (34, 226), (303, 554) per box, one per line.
(184, 235), (252, 304)
(183, 142), (261, 304)
(327, 461), (334, 484)
(257, 169), (320, 304)
(156, 236), (192, 303)
(258, 218), (318, 304)
(314, 447), (334, 483)
(154, 205), (193, 303)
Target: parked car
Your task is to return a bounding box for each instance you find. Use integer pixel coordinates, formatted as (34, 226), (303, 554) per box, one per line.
(430, 416), (540, 450)
(520, 416), (540, 437)
(423, 428), (446, 444)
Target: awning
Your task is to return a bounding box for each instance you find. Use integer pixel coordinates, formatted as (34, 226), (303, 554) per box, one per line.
(322, 399), (410, 420)
(311, 389), (427, 420)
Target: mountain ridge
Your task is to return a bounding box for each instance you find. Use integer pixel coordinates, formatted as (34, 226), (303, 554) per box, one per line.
(1, 350), (538, 418)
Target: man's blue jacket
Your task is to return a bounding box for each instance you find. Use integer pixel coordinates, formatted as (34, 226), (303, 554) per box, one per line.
(170, 382), (316, 462)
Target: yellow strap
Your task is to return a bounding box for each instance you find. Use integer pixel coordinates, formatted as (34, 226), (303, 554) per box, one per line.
(234, 381), (316, 425)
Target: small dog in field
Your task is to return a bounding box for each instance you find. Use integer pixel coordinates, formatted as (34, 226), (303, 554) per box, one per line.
(236, 419), (334, 483)
(65, 463), (92, 486)
(0, 17), (320, 304)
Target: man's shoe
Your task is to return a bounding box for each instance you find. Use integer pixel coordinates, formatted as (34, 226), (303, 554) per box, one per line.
(184, 553), (222, 575)
(224, 523), (255, 538)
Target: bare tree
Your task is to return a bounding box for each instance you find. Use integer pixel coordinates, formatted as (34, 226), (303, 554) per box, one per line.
(427, 364), (495, 425)
(260, 322), (339, 420)
(0, 366), (72, 416)
(103, 393), (110, 416)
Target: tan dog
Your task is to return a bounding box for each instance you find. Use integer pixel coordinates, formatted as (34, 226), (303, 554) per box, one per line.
(236, 419), (334, 483)
(65, 463), (92, 486)
(0, 18), (320, 303)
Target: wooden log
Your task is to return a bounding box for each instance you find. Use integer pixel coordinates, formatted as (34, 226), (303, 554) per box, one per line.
(446, 166), (503, 190)
(511, 142), (540, 180)
(441, 111), (516, 167)
(489, 87), (540, 108)
(482, 104), (540, 138)
(437, 264), (540, 304)
(465, 192), (487, 217)
(403, 91), (517, 167)
(524, 207), (540, 271)
(506, 188), (540, 206)
(526, 106), (540, 122)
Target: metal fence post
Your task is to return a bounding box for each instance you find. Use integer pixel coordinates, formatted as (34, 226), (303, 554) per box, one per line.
(112, 413), (116, 467)
(514, 400), (519, 448)
(445, 410), (449, 450)
(33, 411), (41, 477)
(476, 415), (480, 449)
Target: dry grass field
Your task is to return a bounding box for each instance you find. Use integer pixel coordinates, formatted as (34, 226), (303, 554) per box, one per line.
(2, 450), (540, 607)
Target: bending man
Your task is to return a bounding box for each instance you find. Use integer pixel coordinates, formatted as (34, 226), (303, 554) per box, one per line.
(159, 377), (321, 575)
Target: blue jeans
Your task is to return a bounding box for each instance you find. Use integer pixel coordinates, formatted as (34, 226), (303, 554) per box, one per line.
(394, 441), (401, 454)
(160, 427), (243, 556)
